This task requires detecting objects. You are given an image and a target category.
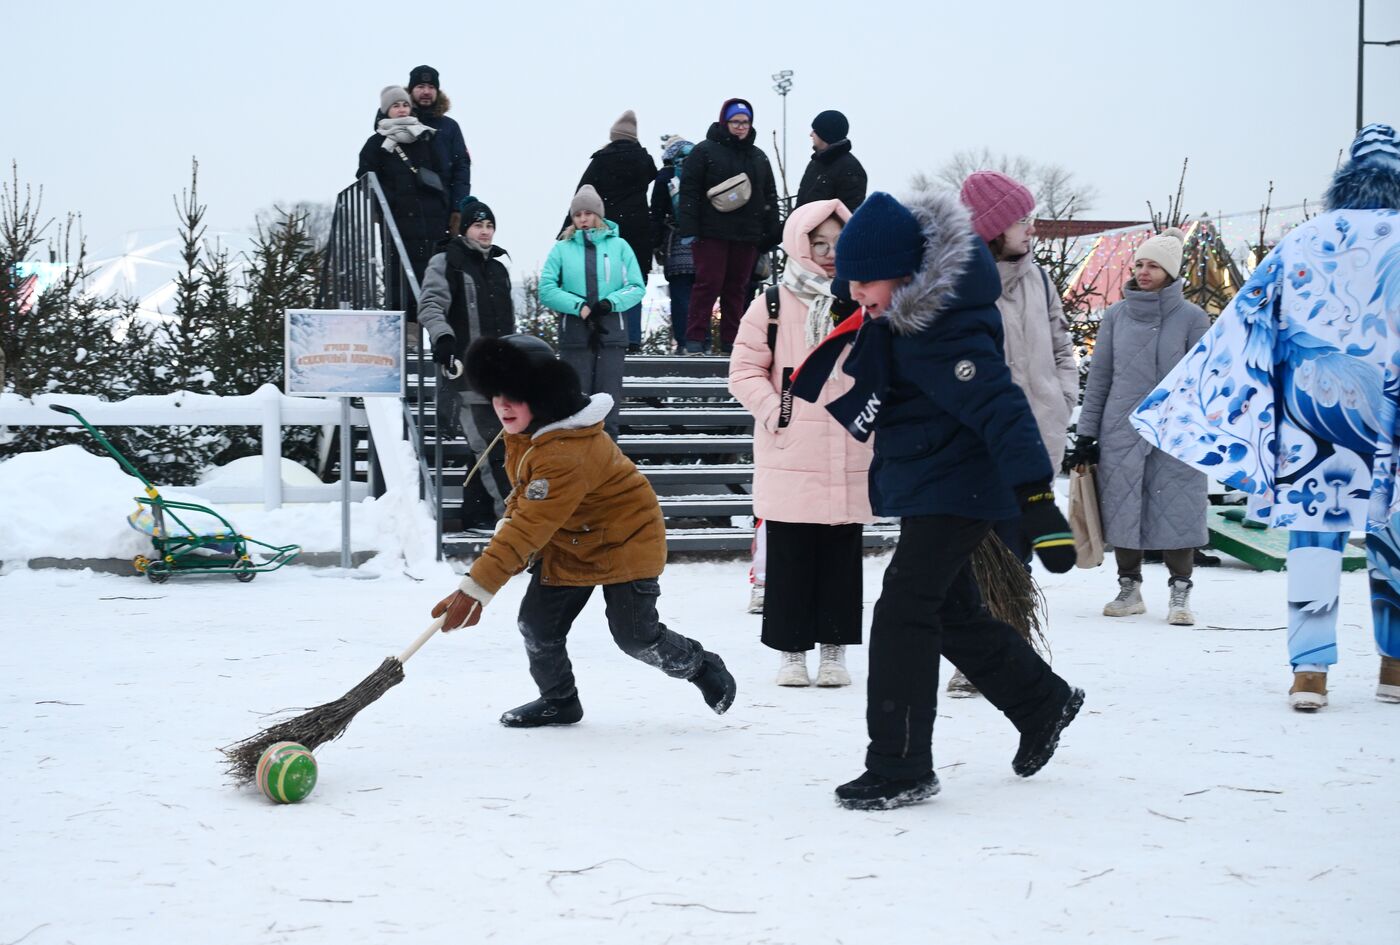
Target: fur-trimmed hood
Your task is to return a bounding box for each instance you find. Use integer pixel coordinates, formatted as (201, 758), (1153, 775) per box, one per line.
(532, 393), (614, 439)
(884, 188), (998, 336)
(1325, 156), (1400, 211)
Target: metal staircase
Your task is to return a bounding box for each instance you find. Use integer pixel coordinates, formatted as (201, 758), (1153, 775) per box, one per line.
(318, 173), (896, 562)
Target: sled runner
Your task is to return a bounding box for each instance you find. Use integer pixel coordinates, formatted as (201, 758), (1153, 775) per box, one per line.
(48, 404), (300, 583)
(1207, 507), (1366, 573)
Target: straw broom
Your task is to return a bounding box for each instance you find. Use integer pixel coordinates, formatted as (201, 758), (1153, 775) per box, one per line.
(221, 421), (501, 785)
(970, 530), (1049, 658)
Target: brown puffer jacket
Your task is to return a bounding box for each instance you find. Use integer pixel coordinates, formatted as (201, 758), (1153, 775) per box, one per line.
(468, 394), (666, 593)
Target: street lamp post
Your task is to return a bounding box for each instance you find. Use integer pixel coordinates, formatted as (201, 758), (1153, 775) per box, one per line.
(1357, 0), (1400, 131)
(771, 70), (794, 184)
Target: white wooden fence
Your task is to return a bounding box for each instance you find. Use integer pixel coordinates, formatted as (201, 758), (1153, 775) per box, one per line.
(0, 384), (369, 509)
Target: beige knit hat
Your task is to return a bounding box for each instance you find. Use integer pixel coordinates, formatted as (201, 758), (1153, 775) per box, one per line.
(379, 85), (411, 114)
(569, 185), (606, 221)
(610, 109), (639, 142)
(1134, 226), (1187, 278)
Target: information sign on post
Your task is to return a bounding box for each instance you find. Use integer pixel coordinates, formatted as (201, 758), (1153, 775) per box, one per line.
(285, 309), (406, 569)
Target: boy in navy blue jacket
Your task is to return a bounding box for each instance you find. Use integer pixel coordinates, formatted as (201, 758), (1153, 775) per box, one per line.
(796, 190), (1084, 810)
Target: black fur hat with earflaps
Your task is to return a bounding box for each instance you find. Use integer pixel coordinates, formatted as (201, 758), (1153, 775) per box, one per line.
(464, 334), (590, 428)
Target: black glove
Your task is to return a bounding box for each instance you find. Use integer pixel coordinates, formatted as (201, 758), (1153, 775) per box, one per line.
(432, 335), (456, 369)
(1015, 482), (1076, 574)
(587, 312), (609, 352)
(592, 298), (613, 316)
(1066, 435), (1099, 468)
(831, 296), (860, 320)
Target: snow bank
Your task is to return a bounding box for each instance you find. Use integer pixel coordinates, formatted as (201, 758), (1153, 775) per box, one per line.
(0, 444), (437, 569)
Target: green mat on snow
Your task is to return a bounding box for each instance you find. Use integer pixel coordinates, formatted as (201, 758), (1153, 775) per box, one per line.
(1207, 507), (1368, 572)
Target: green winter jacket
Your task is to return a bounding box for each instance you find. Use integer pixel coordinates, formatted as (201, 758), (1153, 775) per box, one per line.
(539, 220), (646, 316)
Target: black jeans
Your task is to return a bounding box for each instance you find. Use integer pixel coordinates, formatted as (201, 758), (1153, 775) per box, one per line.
(866, 515), (1070, 778)
(516, 571), (706, 700)
(761, 521), (863, 651)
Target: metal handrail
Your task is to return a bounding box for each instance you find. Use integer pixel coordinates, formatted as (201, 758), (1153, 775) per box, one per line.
(318, 173), (449, 559)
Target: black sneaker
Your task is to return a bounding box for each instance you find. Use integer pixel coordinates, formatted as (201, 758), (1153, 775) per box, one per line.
(835, 771), (941, 811)
(499, 694), (583, 728)
(690, 652), (736, 715)
(1012, 687), (1085, 777)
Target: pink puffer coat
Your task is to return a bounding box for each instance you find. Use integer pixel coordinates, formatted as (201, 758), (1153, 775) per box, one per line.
(728, 199), (873, 525)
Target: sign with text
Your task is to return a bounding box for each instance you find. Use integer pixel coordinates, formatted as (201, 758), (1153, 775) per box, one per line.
(284, 309), (405, 397)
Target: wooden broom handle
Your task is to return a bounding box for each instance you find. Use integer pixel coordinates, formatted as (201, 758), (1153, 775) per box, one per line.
(398, 615), (447, 663)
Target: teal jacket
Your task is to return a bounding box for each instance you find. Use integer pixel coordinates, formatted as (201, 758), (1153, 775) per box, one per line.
(539, 220), (646, 316)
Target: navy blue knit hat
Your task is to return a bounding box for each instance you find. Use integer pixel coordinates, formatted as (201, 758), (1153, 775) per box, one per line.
(835, 192), (926, 282)
(812, 110), (849, 143)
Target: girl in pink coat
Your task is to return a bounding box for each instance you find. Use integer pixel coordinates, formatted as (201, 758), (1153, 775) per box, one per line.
(729, 198), (874, 687)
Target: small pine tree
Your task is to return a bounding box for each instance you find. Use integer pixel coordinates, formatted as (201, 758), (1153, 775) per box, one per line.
(516, 271), (559, 348)
(0, 165), (157, 460)
(207, 205), (324, 467)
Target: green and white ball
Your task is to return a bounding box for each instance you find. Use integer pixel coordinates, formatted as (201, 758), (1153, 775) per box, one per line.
(255, 741), (318, 804)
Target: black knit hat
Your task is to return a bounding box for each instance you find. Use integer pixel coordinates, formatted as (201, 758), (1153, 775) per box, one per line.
(457, 196), (495, 227)
(407, 65), (440, 90)
(465, 334), (589, 427)
(812, 110), (849, 143)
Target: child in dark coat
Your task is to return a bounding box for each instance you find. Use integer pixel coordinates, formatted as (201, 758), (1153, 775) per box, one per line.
(431, 334), (736, 726)
(795, 190), (1084, 810)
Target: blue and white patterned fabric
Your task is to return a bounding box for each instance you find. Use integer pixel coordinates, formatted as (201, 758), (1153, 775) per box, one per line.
(1131, 208), (1400, 534)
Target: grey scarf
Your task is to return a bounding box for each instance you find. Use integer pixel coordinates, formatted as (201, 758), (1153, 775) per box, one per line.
(780, 262), (837, 349)
(377, 117), (436, 150)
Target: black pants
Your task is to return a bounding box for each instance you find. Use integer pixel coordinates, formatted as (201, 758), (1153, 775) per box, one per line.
(1115, 547), (1193, 583)
(866, 515), (1070, 779)
(516, 571), (706, 700)
(761, 521), (863, 651)
(456, 393), (509, 525)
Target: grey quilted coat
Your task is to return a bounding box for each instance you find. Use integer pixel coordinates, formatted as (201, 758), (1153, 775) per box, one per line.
(1077, 280), (1210, 550)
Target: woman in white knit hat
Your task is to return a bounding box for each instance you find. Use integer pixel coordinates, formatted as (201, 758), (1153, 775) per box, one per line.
(1070, 228), (1210, 626)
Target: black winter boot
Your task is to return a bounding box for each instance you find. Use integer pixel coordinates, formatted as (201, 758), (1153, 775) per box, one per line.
(499, 693), (584, 728)
(689, 652), (736, 715)
(835, 770), (941, 811)
(1012, 687), (1084, 777)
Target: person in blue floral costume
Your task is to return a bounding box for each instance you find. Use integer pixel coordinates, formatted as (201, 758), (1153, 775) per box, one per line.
(1132, 123), (1400, 711)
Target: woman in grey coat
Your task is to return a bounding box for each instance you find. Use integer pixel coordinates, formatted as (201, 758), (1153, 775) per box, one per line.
(1072, 228), (1209, 625)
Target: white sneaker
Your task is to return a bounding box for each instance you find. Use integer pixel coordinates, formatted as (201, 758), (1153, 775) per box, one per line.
(1103, 577), (1146, 617)
(776, 651), (810, 686)
(815, 644), (851, 687)
(747, 585), (765, 615)
(1166, 578), (1195, 626)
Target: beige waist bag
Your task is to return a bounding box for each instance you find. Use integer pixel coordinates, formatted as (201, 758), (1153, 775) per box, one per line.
(707, 173), (752, 212)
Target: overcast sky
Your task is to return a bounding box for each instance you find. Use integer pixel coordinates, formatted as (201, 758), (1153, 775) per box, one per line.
(9, 0), (1400, 278)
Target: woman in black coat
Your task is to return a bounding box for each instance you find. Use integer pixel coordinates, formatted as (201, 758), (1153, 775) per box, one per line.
(565, 110), (657, 351)
(358, 85), (449, 311)
(675, 98), (781, 353)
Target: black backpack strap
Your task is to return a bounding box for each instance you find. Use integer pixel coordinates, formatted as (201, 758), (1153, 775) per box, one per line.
(765, 284), (781, 354)
(764, 286), (795, 429)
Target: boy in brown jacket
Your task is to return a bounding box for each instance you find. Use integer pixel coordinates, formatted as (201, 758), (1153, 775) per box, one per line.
(432, 333), (737, 726)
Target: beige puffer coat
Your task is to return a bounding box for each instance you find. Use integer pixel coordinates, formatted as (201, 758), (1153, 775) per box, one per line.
(994, 254), (1079, 469)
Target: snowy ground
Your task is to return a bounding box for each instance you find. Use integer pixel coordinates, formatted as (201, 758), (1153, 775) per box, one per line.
(2, 553), (1397, 944)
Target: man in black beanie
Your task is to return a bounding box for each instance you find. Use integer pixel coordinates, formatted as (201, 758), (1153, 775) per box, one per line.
(406, 64), (473, 220)
(795, 110), (867, 211)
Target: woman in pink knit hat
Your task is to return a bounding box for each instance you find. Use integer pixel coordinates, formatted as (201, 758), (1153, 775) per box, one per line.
(953, 171), (1079, 696)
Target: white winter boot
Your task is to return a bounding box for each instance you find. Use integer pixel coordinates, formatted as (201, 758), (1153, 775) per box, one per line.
(815, 644), (851, 687)
(1103, 577), (1146, 617)
(747, 584), (766, 615)
(1166, 578), (1195, 626)
(775, 650), (810, 686)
